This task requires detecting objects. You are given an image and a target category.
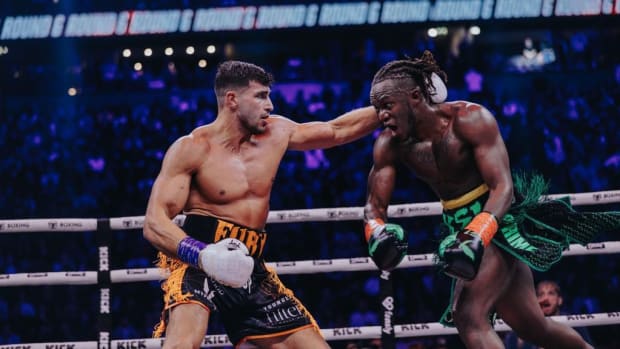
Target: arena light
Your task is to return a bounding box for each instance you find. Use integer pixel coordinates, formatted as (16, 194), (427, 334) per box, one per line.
(436, 26), (448, 36)
(122, 48), (131, 58)
(164, 47), (173, 56)
(427, 28), (438, 38)
(144, 48), (152, 57)
(469, 26), (481, 35)
(198, 59), (207, 68)
(133, 62), (142, 71)
(206, 45), (216, 54)
(185, 46), (195, 55)
(67, 87), (77, 96)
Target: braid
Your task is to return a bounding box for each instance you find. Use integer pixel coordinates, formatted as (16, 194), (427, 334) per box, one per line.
(372, 50), (447, 102)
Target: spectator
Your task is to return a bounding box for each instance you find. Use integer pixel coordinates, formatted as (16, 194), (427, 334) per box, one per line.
(503, 280), (594, 348)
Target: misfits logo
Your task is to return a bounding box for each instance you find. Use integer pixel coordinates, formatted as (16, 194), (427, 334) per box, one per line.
(603, 192), (620, 199)
(286, 212), (311, 219)
(0, 222), (30, 230)
(349, 257), (368, 264)
(122, 219), (144, 229)
(327, 210), (359, 219)
(394, 205), (431, 216)
(125, 269), (147, 275)
(275, 261), (296, 267)
(566, 314), (595, 321)
(586, 242), (605, 250)
(312, 260), (333, 266)
(382, 296), (394, 334)
(593, 192), (620, 201)
(65, 272), (86, 277)
(48, 221), (82, 229)
(395, 207), (408, 216)
(273, 211), (312, 221)
(408, 254), (429, 261)
(27, 272), (48, 278)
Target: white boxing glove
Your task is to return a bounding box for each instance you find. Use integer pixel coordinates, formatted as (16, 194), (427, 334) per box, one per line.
(198, 238), (254, 288)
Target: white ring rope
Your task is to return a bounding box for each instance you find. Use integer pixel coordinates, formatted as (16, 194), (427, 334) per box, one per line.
(0, 312), (619, 349)
(1, 241), (619, 287)
(1, 189), (618, 348)
(1, 189), (619, 233)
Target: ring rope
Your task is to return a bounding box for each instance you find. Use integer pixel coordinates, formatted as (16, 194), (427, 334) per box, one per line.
(1, 189), (618, 348)
(1, 312), (619, 349)
(1, 190), (619, 233)
(1, 241), (619, 287)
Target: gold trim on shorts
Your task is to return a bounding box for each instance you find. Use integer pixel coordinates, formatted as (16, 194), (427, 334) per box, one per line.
(236, 324), (318, 349)
(440, 183), (489, 210)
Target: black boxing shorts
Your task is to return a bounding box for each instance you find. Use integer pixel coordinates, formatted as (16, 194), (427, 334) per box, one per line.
(153, 214), (320, 347)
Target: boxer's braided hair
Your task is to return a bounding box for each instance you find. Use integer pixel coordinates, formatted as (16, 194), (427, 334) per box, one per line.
(372, 50), (447, 102)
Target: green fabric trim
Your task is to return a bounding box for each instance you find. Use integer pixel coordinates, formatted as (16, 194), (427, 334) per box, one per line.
(439, 278), (456, 327)
(435, 172), (620, 328)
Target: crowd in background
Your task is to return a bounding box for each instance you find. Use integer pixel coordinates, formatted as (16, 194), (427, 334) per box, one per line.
(1, 22), (619, 349)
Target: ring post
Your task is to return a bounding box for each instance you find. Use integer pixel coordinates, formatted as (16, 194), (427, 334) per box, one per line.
(380, 269), (396, 349)
(96, 218), (112, 349)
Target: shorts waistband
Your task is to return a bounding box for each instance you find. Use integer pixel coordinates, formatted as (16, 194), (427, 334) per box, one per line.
(440, 184), (489, 210)
(183, 214), (267, 259)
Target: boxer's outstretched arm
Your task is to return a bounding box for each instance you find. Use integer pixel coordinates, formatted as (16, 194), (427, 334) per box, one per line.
(286, 106), (379, 150)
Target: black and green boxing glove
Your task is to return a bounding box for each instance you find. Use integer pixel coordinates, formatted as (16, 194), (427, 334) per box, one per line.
(364, 218), (408, 271)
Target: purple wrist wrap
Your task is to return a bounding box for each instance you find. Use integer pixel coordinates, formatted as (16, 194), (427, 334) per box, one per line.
(177, 237), (207, 267)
